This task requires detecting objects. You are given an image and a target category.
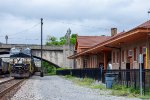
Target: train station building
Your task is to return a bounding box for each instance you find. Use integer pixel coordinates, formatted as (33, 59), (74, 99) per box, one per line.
(69, 20), (150, 70)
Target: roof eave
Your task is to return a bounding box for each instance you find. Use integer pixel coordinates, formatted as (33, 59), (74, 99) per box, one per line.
(68, 28), (150, 59)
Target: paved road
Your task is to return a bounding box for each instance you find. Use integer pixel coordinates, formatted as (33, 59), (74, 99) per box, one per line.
(11, 76), (140, 100)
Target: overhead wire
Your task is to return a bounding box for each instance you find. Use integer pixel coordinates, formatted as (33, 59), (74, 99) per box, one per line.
(0, 22), (40, 38)
(0, 19), (110, 44)
(53, 19), (110, 30)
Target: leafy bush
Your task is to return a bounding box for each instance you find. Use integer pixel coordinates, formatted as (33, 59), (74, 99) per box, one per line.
(43, 61), (56, 75)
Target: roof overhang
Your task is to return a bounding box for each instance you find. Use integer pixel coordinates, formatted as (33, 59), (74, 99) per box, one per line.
(68, 28), (150, 59)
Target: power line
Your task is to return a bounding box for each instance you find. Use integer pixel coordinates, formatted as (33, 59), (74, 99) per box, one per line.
(0, 22), (40, 37)
(0, 20), (110, 38)
(0, 19), (111, 44)
(10, 22), (40, 36)
(53, 19), (110, 30)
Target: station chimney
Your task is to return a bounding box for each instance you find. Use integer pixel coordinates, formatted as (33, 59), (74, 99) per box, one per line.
(111, 28), (117, 36)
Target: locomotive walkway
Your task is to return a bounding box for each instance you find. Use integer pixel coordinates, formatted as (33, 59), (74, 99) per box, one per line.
(11, 76), (140, 100)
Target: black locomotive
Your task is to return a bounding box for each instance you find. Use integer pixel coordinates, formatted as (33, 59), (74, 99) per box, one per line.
(9, 47), (35, 78)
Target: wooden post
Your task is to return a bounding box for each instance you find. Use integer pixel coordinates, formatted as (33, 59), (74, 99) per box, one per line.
(104, 51), (108, 70)
(146, 48), (148, 69)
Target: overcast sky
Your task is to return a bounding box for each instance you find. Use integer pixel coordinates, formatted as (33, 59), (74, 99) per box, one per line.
(0, 0), (150, 44)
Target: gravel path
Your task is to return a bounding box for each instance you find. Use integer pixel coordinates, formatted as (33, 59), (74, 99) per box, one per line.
(11, 76), (141, 100)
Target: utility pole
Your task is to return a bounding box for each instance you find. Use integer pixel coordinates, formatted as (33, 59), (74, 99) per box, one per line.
(40, 18), (44, 77)
(5, 35), (8, 44)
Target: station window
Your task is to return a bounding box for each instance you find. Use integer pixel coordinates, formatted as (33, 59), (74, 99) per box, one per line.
(134, 48), (137, 61)
(128, 50), (132, 57)
(113, 52), (115, 63)
(117, 51), (119, 63)
(122, 50), (124, 62)
(142, 47), (146, 54)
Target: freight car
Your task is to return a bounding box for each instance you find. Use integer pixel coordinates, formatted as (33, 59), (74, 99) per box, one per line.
(0, 58), (9, 75)
(9, 47), (35, 78)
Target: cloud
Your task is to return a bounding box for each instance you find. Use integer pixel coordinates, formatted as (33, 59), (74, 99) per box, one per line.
(0, 0), (149, 44)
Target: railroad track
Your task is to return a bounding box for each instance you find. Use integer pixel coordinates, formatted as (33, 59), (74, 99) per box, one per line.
(0, 79), (25, 98)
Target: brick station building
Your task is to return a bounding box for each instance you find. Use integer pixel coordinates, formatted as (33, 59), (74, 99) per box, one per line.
(74, 35), (110, 69)
(69, 20), (150, 70)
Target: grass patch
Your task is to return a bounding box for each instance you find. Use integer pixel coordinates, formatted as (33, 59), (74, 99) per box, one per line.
(74, 78), (94, 86)
(56, 67), (66, 71)
(111, 85), (138, 97)
(139, 91), (150, 99)
(111, 84), (150, 99)
(90, 84), (105, 90)
(139, 95), (150, 99)
(62, 75), (150, 99)
(63, 75), (106, 90)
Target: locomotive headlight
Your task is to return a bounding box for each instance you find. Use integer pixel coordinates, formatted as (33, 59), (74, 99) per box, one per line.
(14, 59), (18, 64)
(25, 58), (31, 63)
(9, 58), (15, 64)
(9, 59), (13, 64)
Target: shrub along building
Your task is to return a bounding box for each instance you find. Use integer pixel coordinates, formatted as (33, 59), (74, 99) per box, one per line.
(69, 20), (150, 70)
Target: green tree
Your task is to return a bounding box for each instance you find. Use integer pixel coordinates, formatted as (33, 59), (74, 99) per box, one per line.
(46, 36), (60, 46)
(70, 34), (76, 45)
(47, 36), (57, 42)
(59, 36), (66, 45)
(71, 34), (76, 38)
(46, 34), (76, 46)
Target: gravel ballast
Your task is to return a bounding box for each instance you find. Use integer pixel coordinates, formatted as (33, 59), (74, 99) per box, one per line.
(11, 76), (141, 100)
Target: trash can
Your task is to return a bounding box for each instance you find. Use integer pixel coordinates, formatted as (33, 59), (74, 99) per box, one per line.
(105, 73), (117, 88)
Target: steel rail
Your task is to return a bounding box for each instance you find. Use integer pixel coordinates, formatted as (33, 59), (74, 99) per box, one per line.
(0, 78), (14, 85)
(0, 79), (24, 98)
